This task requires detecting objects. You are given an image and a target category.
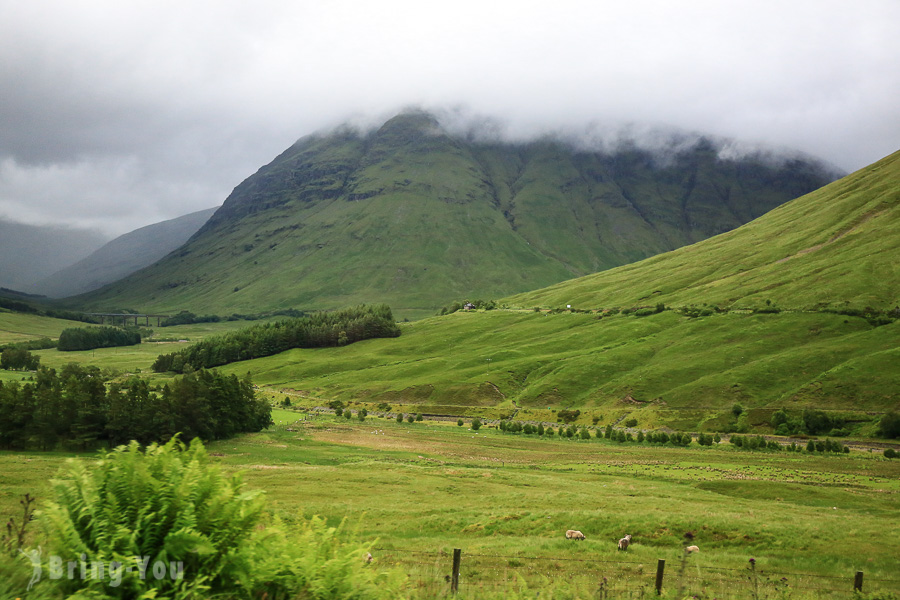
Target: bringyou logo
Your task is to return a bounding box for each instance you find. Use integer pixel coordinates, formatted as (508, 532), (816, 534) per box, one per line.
(20, 547), (183, 590)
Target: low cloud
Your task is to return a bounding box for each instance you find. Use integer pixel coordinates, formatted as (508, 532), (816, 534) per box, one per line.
(0, 0), (897, 235)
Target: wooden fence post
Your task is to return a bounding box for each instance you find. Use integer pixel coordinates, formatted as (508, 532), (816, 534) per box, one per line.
(451, 548), (462, 594)
(854, 571), (864, 592)
(655, 559), (665, 595)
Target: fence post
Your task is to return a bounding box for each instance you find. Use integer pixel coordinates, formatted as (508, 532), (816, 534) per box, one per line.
(655, 559), (665, 595)
(451, 548), (462, 594)
(854, 571), (864, 592)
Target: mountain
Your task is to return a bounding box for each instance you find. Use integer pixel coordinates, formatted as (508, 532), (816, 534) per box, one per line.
(221, 150), (900, 427)
(506, 150), (900, 311)
(74, 111), (838, 318)
(0, 220), (108, 291)
(30, 207), (218, 298)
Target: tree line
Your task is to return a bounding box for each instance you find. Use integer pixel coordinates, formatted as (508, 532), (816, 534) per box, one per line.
(0, 365), (272, 450)
(152, 304), (401, 373)
(57, 326), (141, 351)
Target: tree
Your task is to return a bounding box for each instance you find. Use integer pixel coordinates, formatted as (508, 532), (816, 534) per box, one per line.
(877, 412), (900, 439)
(471, 418), (482, 431)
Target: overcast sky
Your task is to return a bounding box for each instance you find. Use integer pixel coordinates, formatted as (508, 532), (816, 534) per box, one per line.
(1, 0), (898, 237)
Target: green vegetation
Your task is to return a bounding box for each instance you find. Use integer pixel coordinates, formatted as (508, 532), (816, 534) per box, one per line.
(2, 420), (898, 598)
(152, 304), (400, 373)
(73, 112), (834, 319)
(214, 309), (898, 431)
(2, 437), (403, 599)
(0, 346), (40, 370)
(0, 365), (271, 449)
(507, 150), (900, 312)
(57, 325), (141, 351)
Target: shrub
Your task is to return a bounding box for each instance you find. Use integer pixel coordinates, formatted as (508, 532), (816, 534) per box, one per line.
(557, 409), (581, 423)
(637, 431), (645, 443)
(335, 407), (344, 417)
(579, 428), (591, 440)
(471, 418), (482, 431)
(396, 413), (404, 423)
(624, 418), (638, 427)
(604, 424), (613, 439)
(458, 418), (464, 426)
(407, 414), (415, 423)
(537, 423), (545, 436)
(42, 438), (267, 597)
(878, 412), (900, 439)
(884, 448), (898, 459)
(546, 427), (555, 437)
(415, 413), (423, 422)
(345, 410), (352, 420)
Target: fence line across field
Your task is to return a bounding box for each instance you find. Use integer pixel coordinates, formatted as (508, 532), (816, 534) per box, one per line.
(372, 546), (896, 596)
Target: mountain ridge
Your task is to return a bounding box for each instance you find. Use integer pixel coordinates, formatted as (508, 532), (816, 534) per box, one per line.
(29, 207), (218, 298)
(73, 111), (838, 317)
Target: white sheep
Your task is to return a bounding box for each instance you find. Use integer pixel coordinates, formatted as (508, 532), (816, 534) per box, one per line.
(685, 545), (700, 554)
(565, 529), (586, 540)
(617, 534), (632, 550)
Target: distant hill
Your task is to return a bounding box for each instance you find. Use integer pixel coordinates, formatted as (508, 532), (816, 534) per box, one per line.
(30, 207), (218, 298)
(0, 220), (108, 291)
(506, 150), (900, 311)
(74, 111), (838, 318)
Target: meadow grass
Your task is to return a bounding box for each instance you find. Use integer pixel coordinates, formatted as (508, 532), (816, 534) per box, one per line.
(2, 416), (897, 598)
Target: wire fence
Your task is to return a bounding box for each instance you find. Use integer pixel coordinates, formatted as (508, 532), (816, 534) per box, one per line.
(372, 546), (900, 599)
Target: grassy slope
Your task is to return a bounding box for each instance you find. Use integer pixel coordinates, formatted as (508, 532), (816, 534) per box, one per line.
(0, 310), (81, 344)
(506, 150), (900, 311)
(73, 113), (834, 319)
(216, 310), (899, 426)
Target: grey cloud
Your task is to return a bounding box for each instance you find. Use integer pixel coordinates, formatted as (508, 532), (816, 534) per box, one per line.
(0, 0), (897, 235)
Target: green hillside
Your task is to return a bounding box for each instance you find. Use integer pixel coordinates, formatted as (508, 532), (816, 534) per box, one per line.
(506, 150), (900, 311)
(73, 111), (835, 318)
(198, 150), (900, 428)
(217, 310), (899, 431)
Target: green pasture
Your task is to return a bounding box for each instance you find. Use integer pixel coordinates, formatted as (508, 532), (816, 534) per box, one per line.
(2, 417), (898, 598)
(0, 311), (78, 344)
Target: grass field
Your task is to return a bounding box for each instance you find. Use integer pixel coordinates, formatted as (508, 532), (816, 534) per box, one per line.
(2, 414), (898, 598)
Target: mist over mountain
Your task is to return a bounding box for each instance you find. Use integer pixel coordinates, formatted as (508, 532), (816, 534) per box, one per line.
(0, 220), (108, 291)
(75, 111), (839, 318)
(29, 206), (218, 298)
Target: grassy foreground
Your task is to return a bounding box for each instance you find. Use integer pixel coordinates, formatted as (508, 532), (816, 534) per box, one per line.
(2, 413), (898, 598)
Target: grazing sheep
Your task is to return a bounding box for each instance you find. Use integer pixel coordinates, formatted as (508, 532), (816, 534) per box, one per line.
(617, 534), (632, 550)
(685, 545), (700, 554)
(364, 552), (373, 563)
(565, 530), (586, 540)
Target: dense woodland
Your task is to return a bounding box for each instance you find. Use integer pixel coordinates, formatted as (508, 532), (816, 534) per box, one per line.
(0, 365), (272, 449)
(57, 325), (142, 351)
(153, 303), (401, 373)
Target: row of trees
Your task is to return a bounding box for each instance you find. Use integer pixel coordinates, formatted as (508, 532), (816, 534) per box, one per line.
(152, 304), (401, 373)
(0, 365), (272, 450)
(57, 326), (141, 351)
